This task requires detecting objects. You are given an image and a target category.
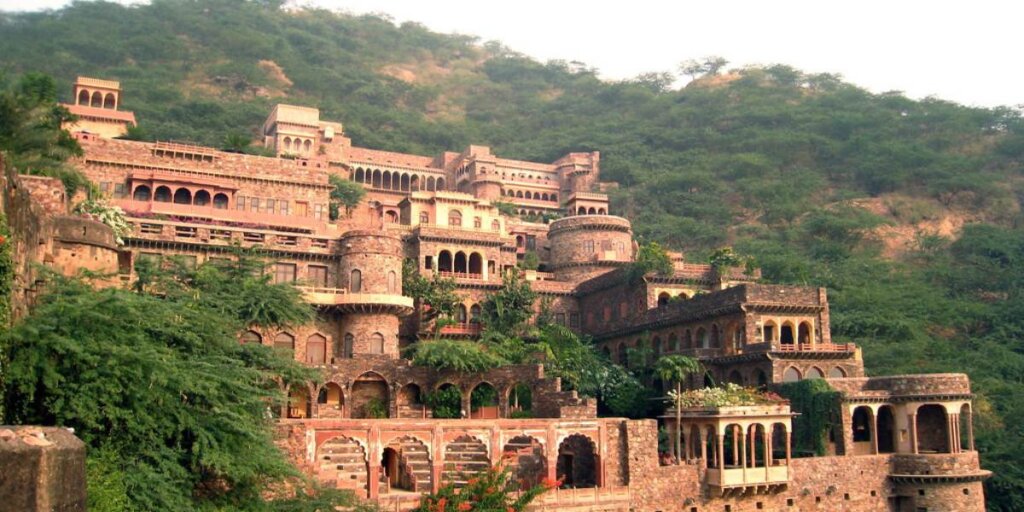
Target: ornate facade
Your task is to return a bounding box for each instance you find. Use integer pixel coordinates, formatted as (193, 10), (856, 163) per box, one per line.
(2, 76), (989, 511)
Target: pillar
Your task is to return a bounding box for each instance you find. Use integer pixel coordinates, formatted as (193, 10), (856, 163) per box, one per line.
(871, 409), (879, 454)
(368, 427), (380, 499)
(910, 412), (919, 455)
(716, 431), (725, 470)
(546, 427), (558, 483)
(740, 433), (747, 480)
(432, 425), (444, 493)
(785, 429), (791, 466)
(966, 408), (975, 450)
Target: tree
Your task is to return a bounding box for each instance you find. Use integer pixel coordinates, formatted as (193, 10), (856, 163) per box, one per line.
(409, 339), (506, 373)
(222, 132), (252, 153)
(329, 174), (366, 220)
(403, 259), (460, 337)
(655, 355), (703, 464)
(626, 241), (673, 282)
(0, 72), (90, 194)
(411, 459), (552, 512)
(480, 270), (537, 337)
(0, 253), (350, 510)
(679, 56), (729, 80)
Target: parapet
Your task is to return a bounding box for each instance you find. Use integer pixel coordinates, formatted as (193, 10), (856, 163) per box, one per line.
(827, 373), (973, 400)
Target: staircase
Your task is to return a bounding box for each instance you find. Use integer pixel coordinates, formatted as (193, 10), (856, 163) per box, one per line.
(394, 438), (433, 493)
(319, 437), (368, 495)
(443, 437), (491, 487)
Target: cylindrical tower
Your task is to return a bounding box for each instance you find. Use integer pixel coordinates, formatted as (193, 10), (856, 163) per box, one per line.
(547, 215), (634, 281)
(337, 230), (413, 359)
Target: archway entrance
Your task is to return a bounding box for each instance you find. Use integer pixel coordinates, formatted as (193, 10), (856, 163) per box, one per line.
(557, 434), (597, 488)
(470, 382), (499, 419)
(877, 405), (896, 453)
(916, 404), (949, 453)
(503, 435), (546, 490)
(350, 372), (389, 419)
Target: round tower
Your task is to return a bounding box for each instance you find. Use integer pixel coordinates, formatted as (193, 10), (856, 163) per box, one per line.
(547, 215), (634, 281)
(337, 230), (413, 359)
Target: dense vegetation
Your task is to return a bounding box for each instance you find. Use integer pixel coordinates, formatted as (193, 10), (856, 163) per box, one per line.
(2, 1), (1024, 508)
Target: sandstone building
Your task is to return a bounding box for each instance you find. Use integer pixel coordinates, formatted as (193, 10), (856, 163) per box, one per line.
(3, 77), (990, 511)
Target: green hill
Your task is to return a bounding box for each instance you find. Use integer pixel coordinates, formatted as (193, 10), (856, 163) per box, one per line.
(2, 1), (1024, 508)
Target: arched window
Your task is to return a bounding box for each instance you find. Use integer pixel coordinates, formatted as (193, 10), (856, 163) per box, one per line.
(577, 207), (586, 215)
(491, 219), (500, 231)
(798, 322), (813, 344)
(213, 193), (229, 209)
(133, 185), (152, 202)
(781, 323), (795, 344)
(806, 367), (824, 379)
(103, 93), (115, 109)
(456, 304), (468, 323)
(696, 327), (708, 348)
(710, 324), (721, 347)
(77, 89), (89, 105)
(240, 330), (261, 345)
(303, 139), (312, 153)
(343, 334), (354, 358)
(658, 292), (671, 307)
(454, 251), (467, 273)
(355, 168), (364, 182)
(369, 333), (384, 354)
(449, 209), (462, 227)
(469, 304), (482, 323)
(473, 216), (482, 229)
(427, 176), (436, 191)
(349, 269), (362, 293)
(306, 334), (326, 364)
(829, 367), (847, 378)
(668, 333), (678, 352)
(419, 212), (429, 224)
(387, 271), (397, 294)
(283, 137), (292, 151)
(194, 190), (211, 206)
(274, 332), (295, 352)
(154, 186), (171, 202)
(587, 207), (596, 215)
(173, 188), (192, 205)
(852, 406), (872, 443)
(90, 91), (102, 107)
(468, 253), (483, 275)
(436, 178), (445, 190)
(783, 367), (801, 382)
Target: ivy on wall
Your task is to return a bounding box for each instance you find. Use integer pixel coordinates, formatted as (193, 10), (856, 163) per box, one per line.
(777, 379), (841, 456)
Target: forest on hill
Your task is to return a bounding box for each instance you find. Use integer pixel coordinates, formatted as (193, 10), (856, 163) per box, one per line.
(1, 1), (1023, 509)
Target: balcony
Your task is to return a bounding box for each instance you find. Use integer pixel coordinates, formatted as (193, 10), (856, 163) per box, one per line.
(439, 323), (482, 336)
(114, 198), (320, 231)
(707, 464), (789, 488)
(776, 343), (856, 353)
(296, 286), (414, 311)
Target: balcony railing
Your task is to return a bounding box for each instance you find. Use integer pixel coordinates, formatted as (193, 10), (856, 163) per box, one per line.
(707, 464), (789, 487)
(440, 323), (482, 335)
(437, 271), (484, 280)
(776, 343), (856, 353)
(114, 199), (320, 230)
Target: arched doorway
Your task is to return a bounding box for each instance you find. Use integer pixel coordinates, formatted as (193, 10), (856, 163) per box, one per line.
(916, 404), (950, 453)
(658, 292), (671, 307)
(470, 382), (498, 419)
(397, 383), (425, 418)
(877, 405), (896, 453)
(173, 188), (192, 204)
(317, 383), (344, 418)
(350, 372), (389, 419)
(133, 185), (151, 201)
(438, 251), (453, 273)
(780, 323), (795, 345)
(852, 406), (873, 445)
(503, 435), (546, 490)
(429, 383), (462, 419)
(557, 434), (597, 488)
(509, 384), (532, 417)
(306, 334), (327, 364)
(287, 385), (310, 419)
(381, 436), (432, 493)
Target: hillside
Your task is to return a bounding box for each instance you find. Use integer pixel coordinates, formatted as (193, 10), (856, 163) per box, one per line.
(2, 1), (1024, 509)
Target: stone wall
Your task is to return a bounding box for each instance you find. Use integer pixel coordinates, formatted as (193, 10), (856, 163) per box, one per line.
(0, 426), (86, 512)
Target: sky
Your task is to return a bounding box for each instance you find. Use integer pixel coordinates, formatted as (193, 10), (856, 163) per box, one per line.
(2, 0), (1022, 108)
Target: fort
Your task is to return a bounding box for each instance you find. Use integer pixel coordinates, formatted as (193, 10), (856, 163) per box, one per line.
(0, 77), (990, 511)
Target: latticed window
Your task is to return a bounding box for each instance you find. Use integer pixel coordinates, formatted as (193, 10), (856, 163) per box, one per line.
(274, 263), (296, 284)
(449, 209), (462, 227)
(420, 212), (429, 224)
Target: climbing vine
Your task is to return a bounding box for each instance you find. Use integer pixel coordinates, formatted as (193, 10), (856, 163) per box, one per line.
(0, 213), (12, 330)
(777, 379), (841, 456)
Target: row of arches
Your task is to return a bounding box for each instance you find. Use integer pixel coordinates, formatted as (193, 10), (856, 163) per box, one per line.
(76, 89), (116, 109)
(240, 330), (386, 363)
(352, 167), (446, 192)
(762, 319), (815, 345)
(850, 403), (973, 454)
(575, 206), (607, 215)
(316, 432), (598, 494)
(604, 322), (746, 365)
(132, 185), (229, 209)
(281, 136), (314, 155)
(286, 373), (536, 421)
(504, 189), (559, 202)
(781, 365), (847, 382)
(436, 250), (487, 277)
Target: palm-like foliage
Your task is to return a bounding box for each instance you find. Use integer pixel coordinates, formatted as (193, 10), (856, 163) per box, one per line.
(655, 355), (703, 464)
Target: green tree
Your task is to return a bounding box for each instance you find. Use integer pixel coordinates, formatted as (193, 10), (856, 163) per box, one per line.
(411, 459), (552, 512)
(0, 254), (350, 511)
(329, 174), (366, 220)
(403, 259), (460, 337)
(0, 72), (90, 194)
(626, 241), (673, 282)
(655, 355), (703, 464)
(480, 270), (537, 336)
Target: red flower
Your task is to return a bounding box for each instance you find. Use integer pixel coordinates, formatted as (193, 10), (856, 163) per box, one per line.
(458, 503), (472, 511)
(540, 477), (563, 489)
(437, 497), (447, 512)
(0, 235), (6, 244)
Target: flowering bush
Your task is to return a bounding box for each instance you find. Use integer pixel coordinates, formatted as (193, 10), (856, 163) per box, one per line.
(412, 457), (552, 512)
(74, 199), (131, 245)
(668, 383), (786, 409)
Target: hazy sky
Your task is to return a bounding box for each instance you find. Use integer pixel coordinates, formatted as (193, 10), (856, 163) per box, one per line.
(3, 0), (1022, 108)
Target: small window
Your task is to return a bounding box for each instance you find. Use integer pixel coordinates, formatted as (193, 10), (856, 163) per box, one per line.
(387, 271), (397, 294)
(370, 333), (384, 354)
(313, 204), (324, 220)
(274, 332), (295, 351)
(449, 209), (462, 227)
(420, 212), (429, 224)
(140, 223), (163, 234)
(311, 238), (328, 249)
(584, 240), (595, 253)
(569, 313), (580, 328)
(274, 263), (296, 284)
(210, 229), (231, 240)
(243, 232), (265, 243)
(113, 183), (126, 198)
(250, 198), (260, 212)
(350, 269), (362, 293)
(237, 196), (246, 211)
(174, 226), (197, 238)
(279, 200), (289, 216)
(265, 199), (276, 214)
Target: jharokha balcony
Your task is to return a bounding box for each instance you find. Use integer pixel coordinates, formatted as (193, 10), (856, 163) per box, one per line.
(776, 342), (856, 353)
(296, 286), (414, 314)
(439, 323), (482, 336)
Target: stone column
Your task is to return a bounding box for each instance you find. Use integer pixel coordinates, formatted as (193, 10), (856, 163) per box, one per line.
(871, 409), (879, 454)
(716, 431), (725, 470)
(740, 433), (747, 480)
(785, 429), (792, 466)
(546, 427), (559, 483)
(368, 427), (380, 499)
(910, 413), (919, 455)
